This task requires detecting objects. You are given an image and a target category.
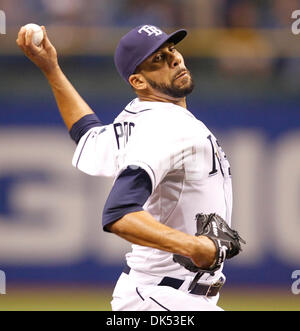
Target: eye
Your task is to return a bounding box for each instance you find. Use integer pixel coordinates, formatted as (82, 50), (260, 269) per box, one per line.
(169, 46), (176, 53)
(154, 53), (164, 62)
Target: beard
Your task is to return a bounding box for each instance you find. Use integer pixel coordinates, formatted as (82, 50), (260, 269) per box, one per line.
(145, 69), (195, 99)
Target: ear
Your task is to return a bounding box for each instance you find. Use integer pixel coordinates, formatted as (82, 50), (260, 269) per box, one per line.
(128, 73), (147, 90)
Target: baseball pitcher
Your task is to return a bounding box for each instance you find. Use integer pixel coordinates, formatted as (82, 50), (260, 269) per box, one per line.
(17, 24), (245, 311)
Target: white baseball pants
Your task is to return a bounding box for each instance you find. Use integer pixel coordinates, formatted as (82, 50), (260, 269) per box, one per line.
(111, 272), (223, 311)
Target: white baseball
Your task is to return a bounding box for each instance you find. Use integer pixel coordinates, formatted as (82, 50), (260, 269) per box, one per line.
(24, 23), (44, 46)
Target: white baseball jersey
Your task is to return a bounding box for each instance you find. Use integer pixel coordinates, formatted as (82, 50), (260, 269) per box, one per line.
(72, 98), (232, 283)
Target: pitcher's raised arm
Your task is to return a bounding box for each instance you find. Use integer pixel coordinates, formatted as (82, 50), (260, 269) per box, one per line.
(16, 25), (94, 131)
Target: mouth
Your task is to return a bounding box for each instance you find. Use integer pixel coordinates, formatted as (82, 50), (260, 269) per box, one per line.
(174, 70), (188, 80)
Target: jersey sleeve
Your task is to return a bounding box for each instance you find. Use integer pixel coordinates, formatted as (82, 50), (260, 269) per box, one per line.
(72, 124), (117, 177)
(69, 113), (103, 144)
(102, 166), (152, 232)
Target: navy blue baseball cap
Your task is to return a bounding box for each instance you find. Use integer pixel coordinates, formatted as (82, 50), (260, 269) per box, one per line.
(114, 25), (187, 83)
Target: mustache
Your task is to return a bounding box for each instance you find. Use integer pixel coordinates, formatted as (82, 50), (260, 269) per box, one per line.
(173, 68), (190, 82)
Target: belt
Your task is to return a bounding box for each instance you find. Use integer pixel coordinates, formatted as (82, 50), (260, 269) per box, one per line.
(123, 264), (224, 297)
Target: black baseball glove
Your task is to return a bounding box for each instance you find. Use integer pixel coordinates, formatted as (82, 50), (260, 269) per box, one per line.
(173, 213), (246, 274)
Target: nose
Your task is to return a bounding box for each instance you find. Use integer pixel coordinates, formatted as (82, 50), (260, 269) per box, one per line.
(169, 52), (181, 68)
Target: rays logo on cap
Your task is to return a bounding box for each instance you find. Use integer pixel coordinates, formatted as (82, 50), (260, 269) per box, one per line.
(138, 25), (163, 37)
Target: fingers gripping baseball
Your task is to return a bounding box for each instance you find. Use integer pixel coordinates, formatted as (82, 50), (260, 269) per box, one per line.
(17, 26), (39, 55)
(16, 25), (58, 74)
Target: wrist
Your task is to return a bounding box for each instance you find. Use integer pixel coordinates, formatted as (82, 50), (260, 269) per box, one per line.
(192, 235), (217, 269)
(42, 63), (61, 80)
(200, 235), (217, 259)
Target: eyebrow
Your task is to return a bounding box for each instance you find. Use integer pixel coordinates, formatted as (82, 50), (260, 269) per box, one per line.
(136, 43), (176, 71)
(150, 43), (175, 59)
(156, 42), (174, 52)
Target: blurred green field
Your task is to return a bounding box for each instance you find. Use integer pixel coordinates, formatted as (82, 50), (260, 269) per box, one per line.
(0, 285), (299, 311)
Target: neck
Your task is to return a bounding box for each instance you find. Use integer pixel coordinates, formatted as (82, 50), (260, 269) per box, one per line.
(138, 93), (187, 109)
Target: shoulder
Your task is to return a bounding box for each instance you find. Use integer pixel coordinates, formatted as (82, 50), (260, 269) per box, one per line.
(114, 100), (206, 136)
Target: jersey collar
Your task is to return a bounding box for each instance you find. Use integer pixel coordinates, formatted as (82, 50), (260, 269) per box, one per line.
(124, 98), (195, 118)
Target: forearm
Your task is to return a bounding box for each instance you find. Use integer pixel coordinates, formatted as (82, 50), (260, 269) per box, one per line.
(108, 210), (216, 268)
(16, 26), (94, 131)
(44, 65), (94, 131)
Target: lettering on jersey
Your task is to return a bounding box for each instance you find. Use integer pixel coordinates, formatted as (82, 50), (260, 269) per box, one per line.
(216, 139), (232, 177)
(207, 135), (218, 176)
(113, 122), (135, 150)
(207, 135), (231, 177)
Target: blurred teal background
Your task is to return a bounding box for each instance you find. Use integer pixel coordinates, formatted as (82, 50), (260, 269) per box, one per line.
(0, 0), (300, 310)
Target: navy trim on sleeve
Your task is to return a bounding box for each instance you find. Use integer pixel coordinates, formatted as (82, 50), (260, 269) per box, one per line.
(102, 166), (152, 232)
(69, 113), (103, 144)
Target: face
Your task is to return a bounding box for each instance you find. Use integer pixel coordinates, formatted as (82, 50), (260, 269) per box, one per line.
(134, 43), (194, 99)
